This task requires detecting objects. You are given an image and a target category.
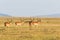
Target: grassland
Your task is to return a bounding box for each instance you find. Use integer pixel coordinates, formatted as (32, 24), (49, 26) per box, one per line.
(0, 17), (60, 40)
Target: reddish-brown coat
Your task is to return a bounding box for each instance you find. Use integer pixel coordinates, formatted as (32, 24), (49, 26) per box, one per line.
(31, 22), (39, 25)
(4, 22), (10, 26)
(15, 22), (23, 26)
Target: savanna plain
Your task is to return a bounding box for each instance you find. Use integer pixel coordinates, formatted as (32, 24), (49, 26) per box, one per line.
(0, 17), (60, 40)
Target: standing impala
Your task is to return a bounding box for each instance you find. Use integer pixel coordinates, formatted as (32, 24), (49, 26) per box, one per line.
(15, 22), (23, 26)
(4, 22), (10, 27)
(28, 21), (40, 30)
(28, 21), (40, 26)
(31, 22), (39, 26)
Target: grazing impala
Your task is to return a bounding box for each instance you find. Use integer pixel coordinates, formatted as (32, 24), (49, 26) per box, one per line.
(15, 22), (23, 26)
(4, 22), (10, 27)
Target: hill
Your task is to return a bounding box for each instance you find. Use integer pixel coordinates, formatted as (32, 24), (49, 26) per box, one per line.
(36, 13), (60, 18)
(0, 13), (11, 17)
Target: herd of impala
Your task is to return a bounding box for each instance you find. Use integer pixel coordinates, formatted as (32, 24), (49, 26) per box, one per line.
(4, 21), (40, 27)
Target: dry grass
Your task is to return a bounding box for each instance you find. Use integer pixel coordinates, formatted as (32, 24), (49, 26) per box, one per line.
(0, 17), (60, 40)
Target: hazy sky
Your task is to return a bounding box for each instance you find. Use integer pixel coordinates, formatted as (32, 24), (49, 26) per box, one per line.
(0, 0), (60, 17)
